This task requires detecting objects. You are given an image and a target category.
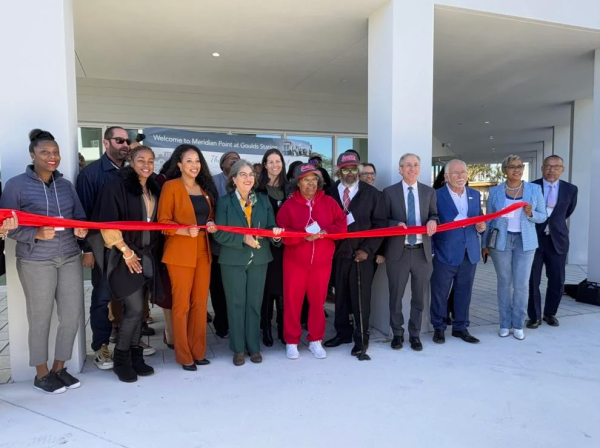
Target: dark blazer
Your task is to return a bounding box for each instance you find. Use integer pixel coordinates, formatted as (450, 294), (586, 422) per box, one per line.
(213, 190), (277, 266)
(330, 180), (387, 259)
(532, 178), (578, 255)
(383, 180), (438, 263)
(432, 186), (483, 266)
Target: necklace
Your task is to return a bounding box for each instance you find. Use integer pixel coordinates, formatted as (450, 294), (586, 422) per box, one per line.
(505, 181), (522, 191)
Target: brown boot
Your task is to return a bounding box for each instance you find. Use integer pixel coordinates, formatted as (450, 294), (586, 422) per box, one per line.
(250, 352), (263, 364)
(233, 352), (245, 366)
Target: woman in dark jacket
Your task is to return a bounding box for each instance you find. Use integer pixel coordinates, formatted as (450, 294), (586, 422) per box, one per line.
(0, 129), (88, 394)
(90, 145), (163, 382)
(256, 148), (290, 346)
(213, 160), (283, 366)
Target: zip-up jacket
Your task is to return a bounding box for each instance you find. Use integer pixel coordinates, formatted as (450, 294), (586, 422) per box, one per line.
(0, 165), (86, 261)
(276, 189), (347, 267)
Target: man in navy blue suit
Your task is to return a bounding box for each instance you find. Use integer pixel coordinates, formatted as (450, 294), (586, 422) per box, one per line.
(527, 155), (578, 328)
(430, 160), (486, 344)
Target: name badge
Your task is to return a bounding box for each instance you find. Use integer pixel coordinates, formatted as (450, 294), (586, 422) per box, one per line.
(54, 216), (65, 231)
(305, 221), (321, 235)
(346, 212), (355, 226)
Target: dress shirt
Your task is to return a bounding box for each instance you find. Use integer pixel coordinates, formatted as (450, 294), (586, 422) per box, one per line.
(338, 182), (358, 212)
(402, 181), (422, 244)
(447, 185), (469, 218)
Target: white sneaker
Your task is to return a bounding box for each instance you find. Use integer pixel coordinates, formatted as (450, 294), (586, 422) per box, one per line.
(498, 328), (510, 338)
(94, 344), (114, 370)
(308, 341), (327, 359)
(513, 329), (525, 340)
(286, 344), (299, 359)
(139, 340), (156, 356)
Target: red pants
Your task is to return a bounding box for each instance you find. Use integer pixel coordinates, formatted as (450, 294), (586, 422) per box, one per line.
(283, 260), (331, 344)
(167, 256), (211, 366)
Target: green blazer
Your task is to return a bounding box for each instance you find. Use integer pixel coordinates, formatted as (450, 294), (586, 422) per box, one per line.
(214, 190), (277, 266)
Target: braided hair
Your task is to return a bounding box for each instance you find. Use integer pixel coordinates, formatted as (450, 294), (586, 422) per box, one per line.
(164, 144), (218, 204)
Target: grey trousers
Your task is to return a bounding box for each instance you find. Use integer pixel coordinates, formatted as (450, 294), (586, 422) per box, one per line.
(386, 247), (432, 338)
(17, 254), (84, 366)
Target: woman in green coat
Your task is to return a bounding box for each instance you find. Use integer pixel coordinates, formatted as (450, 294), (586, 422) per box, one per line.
(214, 160), (284, 366)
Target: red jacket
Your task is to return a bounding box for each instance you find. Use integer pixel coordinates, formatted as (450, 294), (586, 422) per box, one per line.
(277, 190), (347, 267)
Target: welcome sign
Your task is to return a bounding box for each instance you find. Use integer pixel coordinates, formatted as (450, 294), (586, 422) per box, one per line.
(143, 127), (311, 174)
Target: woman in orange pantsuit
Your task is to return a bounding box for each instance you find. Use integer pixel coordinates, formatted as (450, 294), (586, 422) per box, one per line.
(158, 145), (219, 371)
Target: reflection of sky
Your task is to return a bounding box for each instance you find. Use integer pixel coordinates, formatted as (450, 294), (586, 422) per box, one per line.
(288, 135), (333, 159)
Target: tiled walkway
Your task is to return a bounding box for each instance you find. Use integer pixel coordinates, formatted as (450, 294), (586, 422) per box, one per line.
(0, 261), (595, 384)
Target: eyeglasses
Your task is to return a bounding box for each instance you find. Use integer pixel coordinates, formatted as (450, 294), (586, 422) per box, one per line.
(543, 164), (563, 171)
(360, 172), (376, 177)
(300, 176), (318, 184)
(237, 172), (255, 179)
(401, 163), (420, 169)
(107, 137), (131, 145)
(507, 165), (525, 171)
(341, 168), (359, 175)
(449, 170), (468, 177)
(309, 159), (321, 164)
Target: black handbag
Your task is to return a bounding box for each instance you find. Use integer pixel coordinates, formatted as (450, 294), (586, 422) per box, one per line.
(486, 228), (499, 249)
(576, 279), (600, 307)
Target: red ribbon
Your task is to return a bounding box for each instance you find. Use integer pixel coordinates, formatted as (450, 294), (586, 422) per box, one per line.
(0, 202), (526, 240)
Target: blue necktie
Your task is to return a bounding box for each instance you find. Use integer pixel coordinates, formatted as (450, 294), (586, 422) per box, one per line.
(407, 186), (416, 245)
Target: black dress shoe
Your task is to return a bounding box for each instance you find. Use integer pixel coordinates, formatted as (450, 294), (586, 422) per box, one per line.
(141, 323), (155, 336)
(262, 328), (274, 347)
(451, 330), (480, 344)
(526, 319), (541, 329)
(391, 336), (404, 350)
(324, 335), (353, 348)
(543, 315), (560, 327)
(433, 329), (445, 344)
(182, 364), (197, 371)
(409, 337), (423, 351)
(163, 331), (174, 350)
(194, 359), (211, 366)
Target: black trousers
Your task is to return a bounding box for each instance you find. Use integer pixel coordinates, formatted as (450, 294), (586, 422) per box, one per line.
(333, 258), (375, 340)
(210, 255), (229, 335)
(116, 287), (145, 351)
(261, 293), (283, 338)
(528, 234), (567, 320)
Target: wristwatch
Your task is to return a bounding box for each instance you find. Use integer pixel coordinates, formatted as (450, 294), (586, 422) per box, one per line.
(119, 244), (128, 253)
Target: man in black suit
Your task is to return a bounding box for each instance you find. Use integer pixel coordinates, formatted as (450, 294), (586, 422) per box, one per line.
(383, 153), (438, 351)
(527, 155), (578, 328)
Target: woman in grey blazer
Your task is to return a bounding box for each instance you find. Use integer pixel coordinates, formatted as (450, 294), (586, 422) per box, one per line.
(482, 155), (546, 340)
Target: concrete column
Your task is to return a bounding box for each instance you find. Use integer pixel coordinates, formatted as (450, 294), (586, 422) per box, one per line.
(553, 124), (571, 180)
(368, 0), (434, 333)
(568, 98), (593, 267)
(0, 0), (84, 381)
(587, 50), (600, 282)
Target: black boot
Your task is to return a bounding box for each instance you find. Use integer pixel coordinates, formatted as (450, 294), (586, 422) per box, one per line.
(131, 346), (155, 376)
(113, 349), (137, 383)
(351, 331), (369, 357)
(262, 327), (274, 347)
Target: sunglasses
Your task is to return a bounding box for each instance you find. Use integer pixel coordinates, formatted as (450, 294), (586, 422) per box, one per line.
(107, 137), (131, 145)
(341, 168), (359, 175)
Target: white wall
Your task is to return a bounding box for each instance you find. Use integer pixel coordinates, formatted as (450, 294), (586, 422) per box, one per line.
(77, 78), (367, 135)
(553, 124), (571, 179)
(569, 98), (593, 266)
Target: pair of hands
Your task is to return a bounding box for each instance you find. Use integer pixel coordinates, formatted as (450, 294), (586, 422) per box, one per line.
(188, 221), (217, 238)
(36, 226), (88, 240)
(244, 227), (284, 249)
(305, 230), (326, 242)
(397, 220), (438, 236)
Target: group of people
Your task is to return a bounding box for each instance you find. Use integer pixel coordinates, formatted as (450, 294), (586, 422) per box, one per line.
(0, 126), (577, 395)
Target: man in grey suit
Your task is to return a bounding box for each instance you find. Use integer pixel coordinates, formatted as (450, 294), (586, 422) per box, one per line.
(383, 153), (438, 351)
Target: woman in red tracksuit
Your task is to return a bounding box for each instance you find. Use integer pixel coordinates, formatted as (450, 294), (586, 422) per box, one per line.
(277, 163), (347, 360)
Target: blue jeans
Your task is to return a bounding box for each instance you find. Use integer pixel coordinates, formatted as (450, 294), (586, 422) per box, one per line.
(490, 233), (536, 330)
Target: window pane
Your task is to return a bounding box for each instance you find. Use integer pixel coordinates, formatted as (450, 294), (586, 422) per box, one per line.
(287, 135), (333, 173)
(78, 127), (103, 165)
(337, 137), (368, 164)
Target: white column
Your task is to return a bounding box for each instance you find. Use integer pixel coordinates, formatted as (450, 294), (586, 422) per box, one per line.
(0, 0), (84, 381)
(587, 50), (600, 282)
(553, 124), (572, 179)
(368, 0), (434, 333)
(568, 98), (593, 267)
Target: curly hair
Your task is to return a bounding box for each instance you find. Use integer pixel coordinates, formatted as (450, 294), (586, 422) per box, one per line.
(164, 144), (219, 204)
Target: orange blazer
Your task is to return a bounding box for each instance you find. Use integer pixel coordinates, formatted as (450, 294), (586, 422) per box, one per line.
(158, 178), (214, 267)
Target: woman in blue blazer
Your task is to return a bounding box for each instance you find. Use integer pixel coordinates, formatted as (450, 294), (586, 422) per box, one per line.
(482, 155), (546, 340)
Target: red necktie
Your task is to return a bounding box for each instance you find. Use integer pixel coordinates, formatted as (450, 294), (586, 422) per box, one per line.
(343, 187), (350, 211)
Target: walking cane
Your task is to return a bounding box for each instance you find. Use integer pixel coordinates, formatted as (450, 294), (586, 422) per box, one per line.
(355, 259), (371, 361)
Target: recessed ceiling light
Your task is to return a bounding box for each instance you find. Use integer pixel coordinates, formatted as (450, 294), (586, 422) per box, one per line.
(485, 121), (490, 124)
(489, 136), (494, 140)
(340, 79), (348, 83)
(212, 52), (221, 57)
